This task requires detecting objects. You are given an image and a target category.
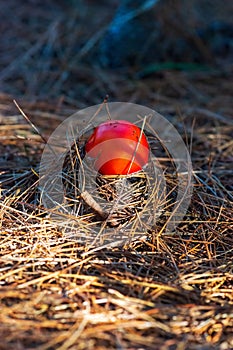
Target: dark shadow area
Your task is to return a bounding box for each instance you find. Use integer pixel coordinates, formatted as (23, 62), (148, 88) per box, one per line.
(0, 0), (232, 102)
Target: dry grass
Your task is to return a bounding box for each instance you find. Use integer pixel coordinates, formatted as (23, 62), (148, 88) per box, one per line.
(0, 81), (232, 349)
(0, 1), (233, 349)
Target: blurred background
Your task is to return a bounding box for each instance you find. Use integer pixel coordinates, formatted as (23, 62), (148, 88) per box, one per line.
(0, 0), (232, 107)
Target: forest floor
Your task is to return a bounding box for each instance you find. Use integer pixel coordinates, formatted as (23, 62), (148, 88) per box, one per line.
(0, 1), (232, 349)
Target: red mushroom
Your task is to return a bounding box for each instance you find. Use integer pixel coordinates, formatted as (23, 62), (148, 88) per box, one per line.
(85, 120), (149, 175)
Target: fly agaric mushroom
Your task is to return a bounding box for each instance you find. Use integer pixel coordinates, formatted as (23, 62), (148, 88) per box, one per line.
(85, 120), (149, 175)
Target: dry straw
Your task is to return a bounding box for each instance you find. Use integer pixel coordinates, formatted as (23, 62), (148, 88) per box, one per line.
(0, 89), (232, 349)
